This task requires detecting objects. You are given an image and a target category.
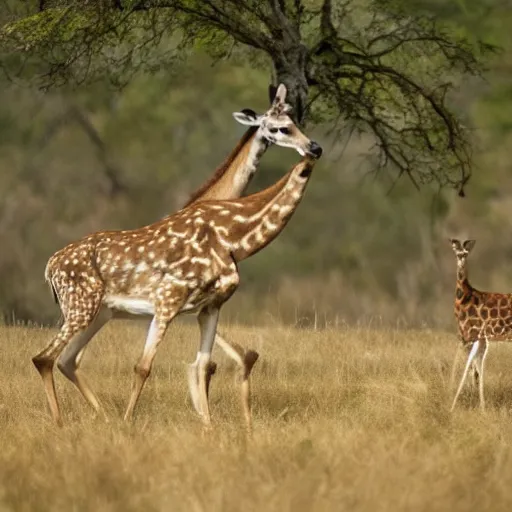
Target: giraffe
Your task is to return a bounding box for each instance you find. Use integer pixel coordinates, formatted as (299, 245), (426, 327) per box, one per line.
(450, 238), (512, 411)
(70, 83), (319, 414)
(184, 84), (316, 205)
(34, 149), (322, 430)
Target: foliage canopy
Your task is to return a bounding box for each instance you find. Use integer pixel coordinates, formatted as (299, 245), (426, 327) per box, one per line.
(0, 0), (495, 193)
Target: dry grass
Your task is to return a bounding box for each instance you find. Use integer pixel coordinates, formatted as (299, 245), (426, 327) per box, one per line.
(2, 321), (512, 511)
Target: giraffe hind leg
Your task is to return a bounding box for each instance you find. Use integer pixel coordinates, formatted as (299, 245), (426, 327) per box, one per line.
(33, 321), (86, 426)
(192, 307), (220, 429)
(34, 277), (104, 425)
(56, 307), (112, 417)
(215, 333), (259, 433)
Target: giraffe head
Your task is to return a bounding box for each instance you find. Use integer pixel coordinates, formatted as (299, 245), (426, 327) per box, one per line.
(232, 84), (322, 158)
(450, 238), (476, 267)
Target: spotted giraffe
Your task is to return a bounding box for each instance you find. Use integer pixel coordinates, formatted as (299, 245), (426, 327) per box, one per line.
(34, 150), (322, 430)
(67, 83), (319, 422)
(450, 238), (512, 411)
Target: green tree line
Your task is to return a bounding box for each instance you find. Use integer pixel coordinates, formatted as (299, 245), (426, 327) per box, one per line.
(0, 0), (511, 327)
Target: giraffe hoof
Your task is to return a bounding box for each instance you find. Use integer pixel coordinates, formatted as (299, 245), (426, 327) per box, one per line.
(244, 350), (259, 375)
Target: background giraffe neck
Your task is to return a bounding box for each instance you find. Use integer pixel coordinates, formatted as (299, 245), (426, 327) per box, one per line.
(225, 157), (316, 262)
(457, 260), (469, 284)
(184, 126), (265, 206)
(455, 260), (473, 298)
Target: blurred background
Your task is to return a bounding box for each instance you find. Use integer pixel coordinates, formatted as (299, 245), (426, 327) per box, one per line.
(0, 0), (511, 329)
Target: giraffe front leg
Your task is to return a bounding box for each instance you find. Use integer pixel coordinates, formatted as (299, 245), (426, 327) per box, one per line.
(451, 340), (480, 412)
(123, 311), (178, 422)
(190, 306), (221, 429)
(187, 352), (217, 420)
(474, 339), (489, 410)
(466, 341), (481, 390)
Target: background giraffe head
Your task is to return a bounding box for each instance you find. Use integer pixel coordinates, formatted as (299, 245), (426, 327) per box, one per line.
(450, 238), (476, 267)
(232, 83), (322, 158)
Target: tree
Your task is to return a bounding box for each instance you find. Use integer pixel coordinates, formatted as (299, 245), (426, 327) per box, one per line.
(0, 0), (494, 194)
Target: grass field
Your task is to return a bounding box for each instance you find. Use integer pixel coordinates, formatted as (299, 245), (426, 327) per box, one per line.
(1, 321), (512, 511)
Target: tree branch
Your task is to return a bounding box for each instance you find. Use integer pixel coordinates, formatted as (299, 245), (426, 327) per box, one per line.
(3, 0), (485, 192)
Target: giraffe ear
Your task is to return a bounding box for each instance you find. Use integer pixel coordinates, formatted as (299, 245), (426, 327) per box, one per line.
(450, 239), (463, 252)
(463, 239), (476, 252)
(232, 109), (262, 126)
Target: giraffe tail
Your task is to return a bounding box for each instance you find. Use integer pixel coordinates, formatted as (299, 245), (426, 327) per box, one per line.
(44, 259), (59, 305)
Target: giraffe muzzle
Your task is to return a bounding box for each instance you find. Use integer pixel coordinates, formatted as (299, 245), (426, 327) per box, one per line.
(308, 141), (323, 158)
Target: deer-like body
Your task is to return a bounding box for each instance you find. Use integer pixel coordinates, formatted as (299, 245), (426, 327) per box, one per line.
(450, 239), (512, 411)
(35, 152), (321, 428)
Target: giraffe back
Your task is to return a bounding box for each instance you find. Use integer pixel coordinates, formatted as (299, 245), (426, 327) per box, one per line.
(455, 287), (512, 342)
(45, 206), (239, 320)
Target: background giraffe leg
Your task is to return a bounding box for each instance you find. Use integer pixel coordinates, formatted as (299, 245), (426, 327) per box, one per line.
(468, 342), (481, 389)
(56, 307), (112, 417)
(473, 339), (489, 410)
(451, 340), (480, 412)
(32, 321), (87, 426)
(215, 333), (259, 432)
(187, 352), (202, 416)
(471, 364), (480, 389)
(124, 313), (175, 422)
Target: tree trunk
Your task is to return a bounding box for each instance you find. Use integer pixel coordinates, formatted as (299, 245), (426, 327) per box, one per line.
(272, 44), (310, 125)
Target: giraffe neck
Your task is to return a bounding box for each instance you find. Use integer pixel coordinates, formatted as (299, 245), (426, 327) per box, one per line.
(184, 127), (268, 206)
(457, 260), (469, 285)
(223, 157), (316, 261)
(455, 259), (472, 300)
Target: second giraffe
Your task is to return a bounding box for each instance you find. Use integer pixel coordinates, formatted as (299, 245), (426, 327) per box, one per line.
(450, 238), (512, 411)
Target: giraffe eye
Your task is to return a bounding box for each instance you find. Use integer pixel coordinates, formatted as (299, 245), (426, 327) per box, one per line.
(279, 127), (291, 135)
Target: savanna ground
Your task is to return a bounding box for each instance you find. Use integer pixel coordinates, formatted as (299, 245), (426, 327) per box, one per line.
(1, 320), (512, 511)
